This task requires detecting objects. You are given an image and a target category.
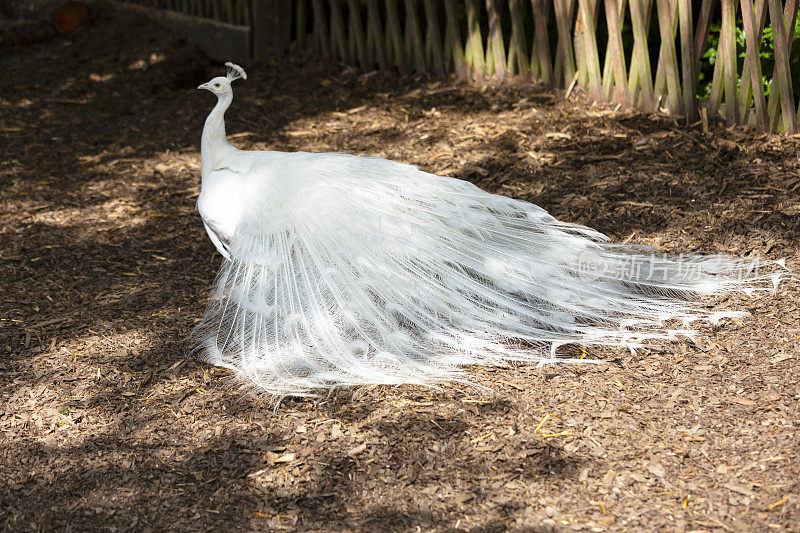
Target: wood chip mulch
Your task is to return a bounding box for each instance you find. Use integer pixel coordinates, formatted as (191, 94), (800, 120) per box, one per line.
(1, 6), (798, 532)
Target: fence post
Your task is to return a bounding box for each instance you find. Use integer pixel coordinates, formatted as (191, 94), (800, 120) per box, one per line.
(678, 0), (698, 122)
(252, 0), (292, 61)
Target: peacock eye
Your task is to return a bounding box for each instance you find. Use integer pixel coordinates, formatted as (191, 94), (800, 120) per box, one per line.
(214, 83), (221, 88)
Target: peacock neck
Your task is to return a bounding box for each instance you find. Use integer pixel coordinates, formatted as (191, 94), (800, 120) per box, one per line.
(201, 92), (236, 179)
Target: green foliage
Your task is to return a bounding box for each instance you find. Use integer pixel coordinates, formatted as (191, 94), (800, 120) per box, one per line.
(699, 17), (800, 100)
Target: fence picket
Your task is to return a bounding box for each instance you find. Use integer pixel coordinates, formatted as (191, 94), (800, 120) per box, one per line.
(329, 0), (349, 63)
(766, 0), (798, 130)
(311, 0), (330, 56)
(707, 1), (744, 124)
(294, 0), (305, 47)
(707, 17), (727, 119)
(574, 1), (587, 87)
(347, 0), (368, 68)
(574, 0), (597, 88)
(485, 0), (508, 79)
(366, 0), (387, 69)
(628, 0), (655, 111)
(768, 0), (798, 132)
(735, 0), (766, 120)
(694, 0), (716, 64)
(577, 0), (603, 98)
(465, 0), (486, 80)
(444, 0), (469, 78)
(739, 0), (768, 130)
(553, 0), (577, 87)
(654, 0), (681, 114)
(602, 0), (628, 105)
(509, 0), (530, 77)
(404, 0), (426, 72)
(678, 0), (698, 121)
(531, 0), (554, 84)
(385, 0), (407, 72)
(423, 0), (446, 74)
(718, 0), (739, 124)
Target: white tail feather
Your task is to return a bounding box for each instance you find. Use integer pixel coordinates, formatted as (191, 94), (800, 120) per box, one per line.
(189, 152), (783, 396)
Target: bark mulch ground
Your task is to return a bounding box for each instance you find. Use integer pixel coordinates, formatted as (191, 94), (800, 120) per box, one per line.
(1, 6), (798, 532)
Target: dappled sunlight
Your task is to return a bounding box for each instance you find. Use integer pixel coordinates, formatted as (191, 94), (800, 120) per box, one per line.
(1, 3), (798, 531)
(20, 199), (150, 234)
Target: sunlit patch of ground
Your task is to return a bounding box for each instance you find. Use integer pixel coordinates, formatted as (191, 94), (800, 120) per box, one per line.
(1, 5), (798, 532)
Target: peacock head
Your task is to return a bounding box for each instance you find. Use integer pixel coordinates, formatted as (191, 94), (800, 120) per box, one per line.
(198, 62), (247, 96)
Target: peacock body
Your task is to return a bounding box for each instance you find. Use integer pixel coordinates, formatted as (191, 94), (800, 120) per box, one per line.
(190, 63), (785, 396)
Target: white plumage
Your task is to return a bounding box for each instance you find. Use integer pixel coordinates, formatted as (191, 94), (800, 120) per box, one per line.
(190, 63), (786, 396)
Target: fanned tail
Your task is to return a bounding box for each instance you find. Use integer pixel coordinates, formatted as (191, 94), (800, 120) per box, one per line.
(189, 153), (789, 395)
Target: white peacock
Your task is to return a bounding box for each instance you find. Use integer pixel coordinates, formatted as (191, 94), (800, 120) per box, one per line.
(190, 62), (787, 396)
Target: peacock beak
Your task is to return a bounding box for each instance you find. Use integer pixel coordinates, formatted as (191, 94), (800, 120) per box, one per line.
(198, 82), (210, 91)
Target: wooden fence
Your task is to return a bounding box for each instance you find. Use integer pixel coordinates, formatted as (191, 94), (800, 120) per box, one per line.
(115, 0), (290, 63)
(117, 0), (800, 133)
(125, 0), (253, 24)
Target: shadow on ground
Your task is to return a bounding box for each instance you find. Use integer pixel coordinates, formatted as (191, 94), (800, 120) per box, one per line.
(1, 4), (799, 532)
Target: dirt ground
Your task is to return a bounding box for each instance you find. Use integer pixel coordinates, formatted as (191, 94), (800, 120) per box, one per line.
(1, 6), (799, 532)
